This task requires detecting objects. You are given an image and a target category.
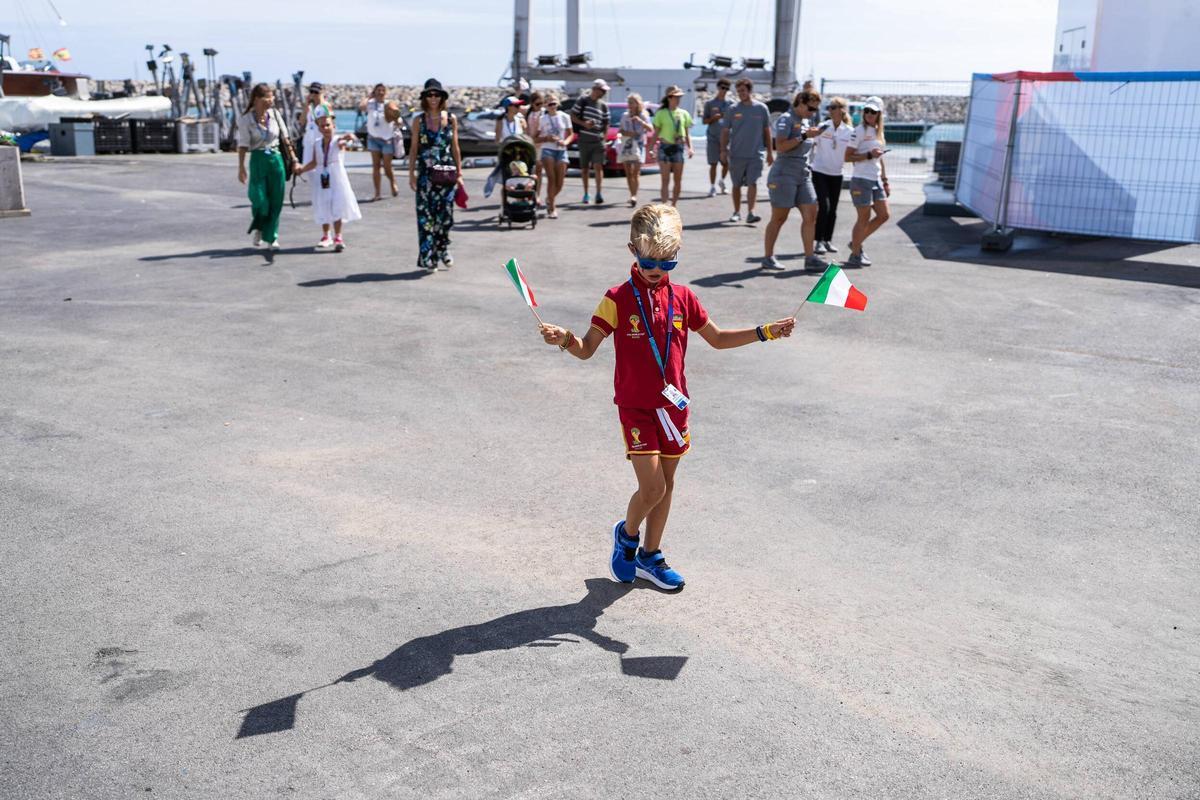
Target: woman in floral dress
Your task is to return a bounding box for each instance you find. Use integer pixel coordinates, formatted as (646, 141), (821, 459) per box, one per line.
(407, 78), (464, 270)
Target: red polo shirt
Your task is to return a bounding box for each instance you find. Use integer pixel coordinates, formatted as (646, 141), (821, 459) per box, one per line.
(590, 265), (710, 408)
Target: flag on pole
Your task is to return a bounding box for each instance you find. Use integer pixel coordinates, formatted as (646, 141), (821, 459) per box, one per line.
(28, 48), (45, 60)
(503, 258), (538, 308)
(52, 48), (71, 61)
(805, 264), (868, 311)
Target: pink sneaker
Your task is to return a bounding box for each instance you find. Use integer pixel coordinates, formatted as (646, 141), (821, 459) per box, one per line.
(333, 235), (345, 253)
(315, 235), (333, 251)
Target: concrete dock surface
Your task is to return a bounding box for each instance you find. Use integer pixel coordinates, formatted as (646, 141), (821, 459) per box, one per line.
(2, 152), (1198, 799)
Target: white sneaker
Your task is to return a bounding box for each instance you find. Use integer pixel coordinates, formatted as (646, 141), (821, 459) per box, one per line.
(823, 241), (838, 254)
(270, 240), (281, 251)
(761, 255), (784, 271)
(728, 212), (741, 223)
(707, 185), (717, 197)
(718, 179), (727, 194)
(252, 230), (262, 248)
(814, 241), (827, 255)
(315, 236), (333, 250)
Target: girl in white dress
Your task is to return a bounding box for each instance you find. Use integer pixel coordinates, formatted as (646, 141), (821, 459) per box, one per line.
(295, 112), (362, 252)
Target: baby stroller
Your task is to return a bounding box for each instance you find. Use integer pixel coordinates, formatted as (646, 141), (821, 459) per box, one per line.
(497, 135), (538, 229)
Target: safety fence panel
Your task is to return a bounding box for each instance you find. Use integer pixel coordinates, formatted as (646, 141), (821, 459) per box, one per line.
(958, 70), (1200, 243)
(818, 79), (970, 182)
(955, 76), (1017, 226)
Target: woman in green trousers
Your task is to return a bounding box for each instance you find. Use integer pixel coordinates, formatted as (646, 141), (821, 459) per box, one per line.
(237, 83), (296, 249)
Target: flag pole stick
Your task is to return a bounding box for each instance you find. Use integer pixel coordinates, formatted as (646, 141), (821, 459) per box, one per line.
(789, 296), (810, 321)
(529, 305), (545, 327)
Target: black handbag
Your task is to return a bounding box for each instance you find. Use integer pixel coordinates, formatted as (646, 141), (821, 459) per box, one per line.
(273, 109), (299, 180)
(429, 164), (459, 186)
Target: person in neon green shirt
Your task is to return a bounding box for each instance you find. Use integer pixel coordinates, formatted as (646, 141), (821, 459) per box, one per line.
(651, 86), (694, 206)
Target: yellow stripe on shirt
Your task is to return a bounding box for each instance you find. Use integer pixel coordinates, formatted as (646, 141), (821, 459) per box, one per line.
(593, 296), (618, 330)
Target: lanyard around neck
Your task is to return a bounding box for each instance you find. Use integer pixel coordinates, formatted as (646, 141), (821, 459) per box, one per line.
(628, 278), (675, 382)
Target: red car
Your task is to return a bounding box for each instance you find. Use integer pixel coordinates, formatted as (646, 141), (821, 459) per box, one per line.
(565, 101), (660, 177)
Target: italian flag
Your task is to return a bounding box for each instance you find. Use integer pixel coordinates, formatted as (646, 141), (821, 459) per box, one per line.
(805, 264), (868, 311)
(503, 258), (538, 308)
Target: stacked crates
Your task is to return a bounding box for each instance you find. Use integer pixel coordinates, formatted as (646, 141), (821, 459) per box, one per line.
(130, 119), (178, 153)
(93, 118), (133, 154)
(176, 119), (220, 153)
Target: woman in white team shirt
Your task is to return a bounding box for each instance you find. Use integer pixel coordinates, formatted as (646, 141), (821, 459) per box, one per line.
(843, 96), (890, 267)
(810, 96), (854, 255)
(360, 83), (400, 201)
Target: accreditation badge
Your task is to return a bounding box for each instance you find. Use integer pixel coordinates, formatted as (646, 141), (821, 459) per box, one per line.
(661, 383), (689, 410)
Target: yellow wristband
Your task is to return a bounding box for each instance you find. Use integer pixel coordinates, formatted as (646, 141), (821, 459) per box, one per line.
(762, 323), (775, 341)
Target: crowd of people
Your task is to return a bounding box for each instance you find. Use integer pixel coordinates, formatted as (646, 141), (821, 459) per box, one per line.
(233, 76), (892, 272)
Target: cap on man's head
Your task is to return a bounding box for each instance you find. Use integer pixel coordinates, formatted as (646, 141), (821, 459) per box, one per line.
(499, 96), (526, 108)
(592, 78), (610, 92)
(863, 96), (884, 112)
(308, 82), (324, 92)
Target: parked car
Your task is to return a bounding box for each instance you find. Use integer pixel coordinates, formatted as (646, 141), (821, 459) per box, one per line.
(457, 108), (505, 156)
(563, 99), (660, 177)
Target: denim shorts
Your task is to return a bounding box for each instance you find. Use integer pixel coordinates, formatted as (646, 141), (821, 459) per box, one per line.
(658, 142), (686, 164)
(541, 148), (568, 164)
(367, 136), (394, 155)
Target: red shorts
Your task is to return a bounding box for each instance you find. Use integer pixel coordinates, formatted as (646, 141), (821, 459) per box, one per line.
(618, 405), (691, 458)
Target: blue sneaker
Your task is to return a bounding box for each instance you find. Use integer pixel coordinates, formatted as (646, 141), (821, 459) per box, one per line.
(609, 521), (639, 583)
(582, 192), (591, 204)
(634, 548), (685, 591)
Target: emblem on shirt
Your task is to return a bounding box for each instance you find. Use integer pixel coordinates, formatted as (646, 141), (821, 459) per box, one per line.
(630, 428), (644, 447)
(673, 313), (684, 331)
(628, 315), (644, 337)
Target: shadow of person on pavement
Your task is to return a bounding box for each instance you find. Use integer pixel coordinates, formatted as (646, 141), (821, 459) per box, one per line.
(236, 578), (681, 739)
(337, 578), (632, 692)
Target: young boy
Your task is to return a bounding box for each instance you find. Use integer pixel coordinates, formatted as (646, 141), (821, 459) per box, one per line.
(539, 204), (795, 591)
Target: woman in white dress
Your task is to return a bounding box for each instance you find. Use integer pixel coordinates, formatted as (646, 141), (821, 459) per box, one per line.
(295, 111), (362, 252)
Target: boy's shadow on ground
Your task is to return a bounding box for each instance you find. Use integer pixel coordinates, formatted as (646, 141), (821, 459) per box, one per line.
(236, 578), (686, 738)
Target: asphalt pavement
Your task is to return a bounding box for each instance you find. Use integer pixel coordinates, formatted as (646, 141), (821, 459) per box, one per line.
(1, 151), (1198, 799)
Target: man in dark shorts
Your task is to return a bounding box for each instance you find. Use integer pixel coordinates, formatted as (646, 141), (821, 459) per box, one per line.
(571, 78), (611, 205)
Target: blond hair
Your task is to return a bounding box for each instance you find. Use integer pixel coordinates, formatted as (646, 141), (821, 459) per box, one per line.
(626, 92), (644, 116)
(630, 204), (682, 259)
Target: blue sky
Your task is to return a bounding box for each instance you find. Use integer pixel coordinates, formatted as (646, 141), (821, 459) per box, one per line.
(4, 0), (1057, 85)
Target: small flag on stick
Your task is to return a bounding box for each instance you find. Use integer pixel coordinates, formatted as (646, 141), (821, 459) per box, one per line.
(800, 264), (868, 313)
(503, 257), (544, 326)
(52, 48), (71, 62)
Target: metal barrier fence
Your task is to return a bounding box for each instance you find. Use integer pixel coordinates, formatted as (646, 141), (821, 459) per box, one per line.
(819, 79), (970, 182)
(957, 71), (1200, 244)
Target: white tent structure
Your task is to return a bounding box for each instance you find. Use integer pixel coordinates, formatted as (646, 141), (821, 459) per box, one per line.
(0, 94), (172, 132)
